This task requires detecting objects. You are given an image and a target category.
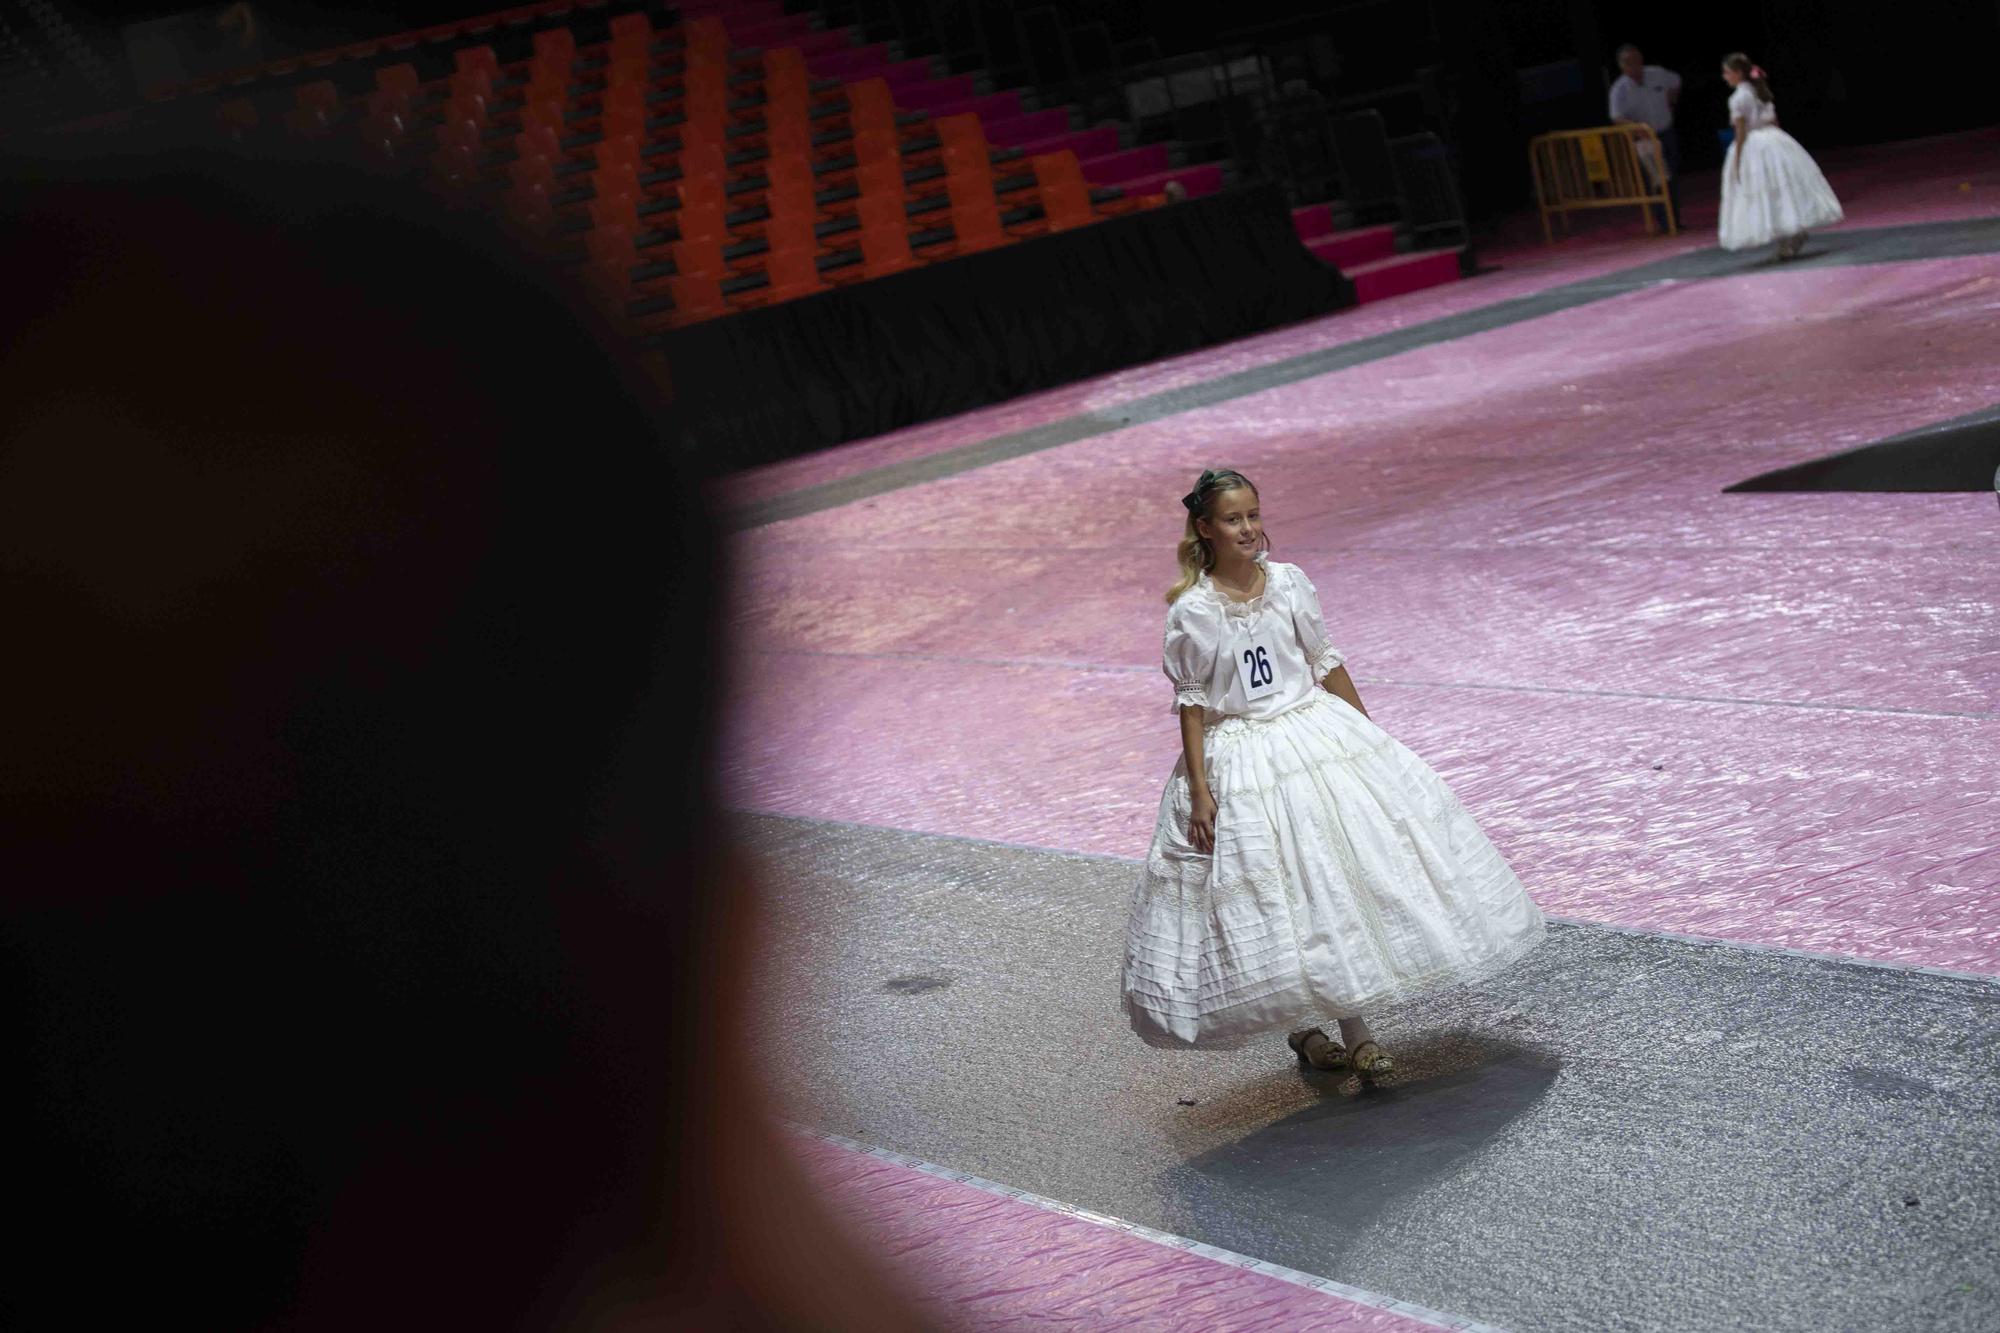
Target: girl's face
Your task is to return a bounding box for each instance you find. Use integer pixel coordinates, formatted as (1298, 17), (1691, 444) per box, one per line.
(1197, 486), (1263, 560)
(1722, 65), (1743, 87)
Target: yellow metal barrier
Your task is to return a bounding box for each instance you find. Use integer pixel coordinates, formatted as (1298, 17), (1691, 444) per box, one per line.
(1529, 124), (1677, 242)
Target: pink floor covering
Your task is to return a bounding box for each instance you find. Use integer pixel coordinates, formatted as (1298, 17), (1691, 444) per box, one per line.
(722, 135), (1999, 1330)
(724, 156), (2000, 976)
(788, 1132), (1474, 1332)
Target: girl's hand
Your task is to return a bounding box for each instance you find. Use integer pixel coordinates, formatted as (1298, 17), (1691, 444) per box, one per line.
(1187, 789), (1218, 854)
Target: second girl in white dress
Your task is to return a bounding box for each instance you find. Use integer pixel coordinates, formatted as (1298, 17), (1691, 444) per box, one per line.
(1716, 52), (1844, 258)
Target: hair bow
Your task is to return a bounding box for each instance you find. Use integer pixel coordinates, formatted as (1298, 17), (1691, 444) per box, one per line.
(1182, 468), (1220, 513)
(1750, 65), (1765, 80)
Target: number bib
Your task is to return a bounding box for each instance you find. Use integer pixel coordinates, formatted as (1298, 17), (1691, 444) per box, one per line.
(1233, 628), (1281, 701)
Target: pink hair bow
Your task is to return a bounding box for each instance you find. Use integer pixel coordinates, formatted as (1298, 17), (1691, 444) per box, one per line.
(1750, 65), (1766, 80)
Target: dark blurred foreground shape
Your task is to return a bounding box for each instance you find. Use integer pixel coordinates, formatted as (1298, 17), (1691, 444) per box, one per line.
(0, 134), (932, 1332)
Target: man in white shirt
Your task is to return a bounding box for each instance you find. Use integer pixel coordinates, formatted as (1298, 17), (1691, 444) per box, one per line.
(1609, 43), (1682, 228)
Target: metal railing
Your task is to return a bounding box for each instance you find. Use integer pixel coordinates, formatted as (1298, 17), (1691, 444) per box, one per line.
(1528, 122), (1676, 241)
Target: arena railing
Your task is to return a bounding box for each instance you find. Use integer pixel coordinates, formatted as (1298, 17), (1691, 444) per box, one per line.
(1528, 122), (1677, 241)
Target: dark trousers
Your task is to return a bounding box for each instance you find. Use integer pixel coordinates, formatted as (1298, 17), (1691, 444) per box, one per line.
(1652, 127), (1683, 230)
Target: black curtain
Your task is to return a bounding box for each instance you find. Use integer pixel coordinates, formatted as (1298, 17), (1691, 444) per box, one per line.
(663, 182), (1356, 469)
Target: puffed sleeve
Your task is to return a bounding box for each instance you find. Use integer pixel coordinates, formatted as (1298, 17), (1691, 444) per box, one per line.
(1162, 597), (1219, 713)
(1287, 563), (1346, 682)
(1728, 84), (1754, 122)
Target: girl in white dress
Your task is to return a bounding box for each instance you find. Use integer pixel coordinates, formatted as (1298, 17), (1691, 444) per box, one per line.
(1121, 468), (1548, 1078)
(1716, 53), (1844, 258)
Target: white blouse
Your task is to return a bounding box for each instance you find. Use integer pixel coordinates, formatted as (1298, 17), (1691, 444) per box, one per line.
(1728, 83), (1778, 132)
(1163, 552), (1346, 724)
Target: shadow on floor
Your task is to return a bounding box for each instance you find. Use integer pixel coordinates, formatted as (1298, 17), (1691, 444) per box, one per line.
(1160, 1031), (1560, 1262)
(1728, 400), (2000, 492)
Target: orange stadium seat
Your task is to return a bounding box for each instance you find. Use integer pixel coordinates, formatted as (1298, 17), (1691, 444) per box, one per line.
(672, 235), (726, 281)
(1015, 152), (1096, 235)
(375, 63), (419, 97)
(454, 45), (499, 80)
(608, 12), (651, 44)
(666, 273), (726, 326)
(761, 245), (829, 304)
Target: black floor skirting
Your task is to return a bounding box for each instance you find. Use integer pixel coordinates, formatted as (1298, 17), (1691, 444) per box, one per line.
(659, 182), (1356, 470)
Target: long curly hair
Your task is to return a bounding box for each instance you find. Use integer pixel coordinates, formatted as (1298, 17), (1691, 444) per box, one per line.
(1165, 467), (1267, 603)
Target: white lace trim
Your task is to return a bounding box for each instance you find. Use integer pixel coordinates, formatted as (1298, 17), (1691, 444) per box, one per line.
(1309, 644), (1345, 680)
(1173, 684), (1210, 711)
(1196, 551), (1273, 621)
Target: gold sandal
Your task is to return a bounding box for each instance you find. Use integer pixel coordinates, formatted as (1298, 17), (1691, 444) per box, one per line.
(1287, 1027), (1348, 1071)
(1349, 1039), (1396, 1081)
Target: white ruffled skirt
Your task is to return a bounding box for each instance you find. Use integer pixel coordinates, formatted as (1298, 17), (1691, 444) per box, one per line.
(1122, 689), (1547, 1049)
(1717, 127), (1844, 251)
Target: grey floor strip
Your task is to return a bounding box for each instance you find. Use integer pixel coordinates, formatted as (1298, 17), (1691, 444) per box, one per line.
(736, 806), (2000, 987)
(743, 811), (2000, 1333)
(799, 1126), (1512, 1332)
(732, 215), (2000, 531)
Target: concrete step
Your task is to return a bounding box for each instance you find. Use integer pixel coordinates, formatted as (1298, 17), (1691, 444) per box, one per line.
(1345, 247), (1464, 303)
(1304, 223), (1396, 269)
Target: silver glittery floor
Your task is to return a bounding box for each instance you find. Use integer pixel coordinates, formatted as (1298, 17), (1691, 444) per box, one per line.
(743, 812), (2000, 1333)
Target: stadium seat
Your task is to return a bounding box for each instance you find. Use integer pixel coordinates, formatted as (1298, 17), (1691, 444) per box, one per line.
(517, 121), (562, 164)
(934, 113), (989, 174)
(586, 224), (635, 270)
(448, 66), (492, 106)
(667, 273), (727, 327)
(375, 64), (420, 98)
(433, 112), (479, 151)
(608, 12), (651, 44)
(1014, 152), (1097, 235)
(454, 46), (499, 80)
(845, 79), (896, 137)
(672, 236), (726, 280)
(589, 189), (638, 232)
(853, 198), (923, 279)
(429, 143), (478, 188)
(286, 80), (340, 135)
(762, 245), (829, 303)
(444, 92), (487, 128)
(532, 27), (575, 67)
(504, 180), (555, 232)
(507, 154), (556, 196)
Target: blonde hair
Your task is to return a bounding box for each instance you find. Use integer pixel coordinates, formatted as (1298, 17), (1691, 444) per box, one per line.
(1165, 468), (1263, 603)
